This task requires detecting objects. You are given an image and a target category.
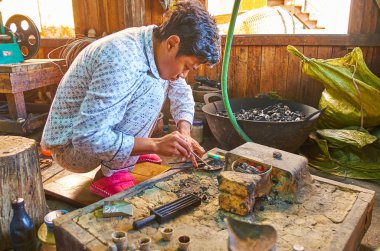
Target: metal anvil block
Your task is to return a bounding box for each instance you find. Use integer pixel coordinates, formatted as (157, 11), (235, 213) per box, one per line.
(224, 142), (312, 199)
(217, 171), (263, 216)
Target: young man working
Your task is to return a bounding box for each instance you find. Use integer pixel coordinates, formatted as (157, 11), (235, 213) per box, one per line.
(41, 1), (220, 179)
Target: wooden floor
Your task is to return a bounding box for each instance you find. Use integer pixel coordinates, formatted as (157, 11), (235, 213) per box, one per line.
(42, 162), (102, 207)
(41, 157), (172, 207)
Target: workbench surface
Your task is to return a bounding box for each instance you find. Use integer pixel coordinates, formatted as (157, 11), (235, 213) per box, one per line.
(54, 166), (374, 251)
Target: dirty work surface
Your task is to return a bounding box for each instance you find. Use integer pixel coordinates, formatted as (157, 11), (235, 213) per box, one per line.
(73, 170), (360, 251)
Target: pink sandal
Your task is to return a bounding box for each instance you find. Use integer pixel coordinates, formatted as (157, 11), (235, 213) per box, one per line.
(90, 171), (137, 197)
(136, 154), (162, 164)
(90, 154), (161, 197)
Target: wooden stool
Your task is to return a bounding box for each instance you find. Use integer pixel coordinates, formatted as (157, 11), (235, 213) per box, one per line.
(0, 136), (47, 250)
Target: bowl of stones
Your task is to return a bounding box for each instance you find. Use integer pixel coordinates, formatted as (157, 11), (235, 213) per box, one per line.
(232, 159), (273, 197)
(202, 97), (324, 152)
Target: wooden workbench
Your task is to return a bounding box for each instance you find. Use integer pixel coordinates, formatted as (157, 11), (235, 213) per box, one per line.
(0, 59), (67, 134)
(53, 168), (374, 251)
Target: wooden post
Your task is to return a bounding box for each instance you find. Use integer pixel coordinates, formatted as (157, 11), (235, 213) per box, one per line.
(0, 136), (47, 250)
(5, 92), (27, 119)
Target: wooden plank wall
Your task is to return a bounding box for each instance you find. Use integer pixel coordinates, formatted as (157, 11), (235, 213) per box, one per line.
(144, 0), (207, 25)
(125, 0), (146, 28)
(142, 0), (380, 107)
(36, 0), (146, 59)
(144, 0), (165, 25)
(36, 0), (380, 108)
(187, 44), (380, 107)
(71, 0), (127, 36)
(348, 0), (379, 34)
(195, 0), (380, 107)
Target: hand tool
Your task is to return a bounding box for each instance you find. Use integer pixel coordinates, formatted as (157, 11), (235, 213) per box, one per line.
(207, 152), (225, 161)
(191, 151), (213, 169)
(132, 194), (201, 230)
(168, 160), (203, 165)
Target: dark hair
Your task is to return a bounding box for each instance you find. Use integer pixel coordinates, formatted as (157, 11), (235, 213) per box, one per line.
(153, 0), (220, 65)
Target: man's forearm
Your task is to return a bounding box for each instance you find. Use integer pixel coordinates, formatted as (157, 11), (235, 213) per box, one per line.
(130, 121), (193, 156)
(177, 120), (192, 136)
(131, 138), (158, 155)
(133, 131), (193, 158)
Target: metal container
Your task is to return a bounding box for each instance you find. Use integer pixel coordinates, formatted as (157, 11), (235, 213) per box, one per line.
(192, 82), (221, 103)
(202, 97), (322, 152)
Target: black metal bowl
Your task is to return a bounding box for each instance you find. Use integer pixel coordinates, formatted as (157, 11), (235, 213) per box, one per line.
(202, 98), (321, 152)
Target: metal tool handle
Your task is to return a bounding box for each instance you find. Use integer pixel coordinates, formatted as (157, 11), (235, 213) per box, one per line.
(132, 214), (157, 230)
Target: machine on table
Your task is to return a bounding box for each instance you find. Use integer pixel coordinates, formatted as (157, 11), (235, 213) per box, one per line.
(0, 12), (40, 64)
(0, 13), (67, 134)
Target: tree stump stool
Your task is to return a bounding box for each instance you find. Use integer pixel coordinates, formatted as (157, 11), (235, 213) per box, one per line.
(0, 136), (47, 250)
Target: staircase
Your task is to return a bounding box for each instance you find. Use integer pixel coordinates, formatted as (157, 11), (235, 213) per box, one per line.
(281, 0), (325, 29)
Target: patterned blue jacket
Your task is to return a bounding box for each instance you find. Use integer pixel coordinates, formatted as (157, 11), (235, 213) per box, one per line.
(42, 25), (195, 169)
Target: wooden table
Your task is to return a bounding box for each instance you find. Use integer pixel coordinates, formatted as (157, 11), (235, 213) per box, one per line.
(54, 169), (375, 251)
(0, 59), (66, 134)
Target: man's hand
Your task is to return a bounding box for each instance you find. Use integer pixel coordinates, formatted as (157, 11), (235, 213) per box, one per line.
(132, 120), (205, 167)
(132, 131), (191, 159)
(152, 131), (193, 158)
(177, 120), (205, 167)
(183, 135), (205, 168)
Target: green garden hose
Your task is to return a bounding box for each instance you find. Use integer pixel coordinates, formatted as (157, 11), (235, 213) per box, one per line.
(221, 0), (252, 142)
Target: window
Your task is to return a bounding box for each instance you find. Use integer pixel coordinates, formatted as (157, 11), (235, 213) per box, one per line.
(0, 0), (75, 38)
(208, 0), (352, 35)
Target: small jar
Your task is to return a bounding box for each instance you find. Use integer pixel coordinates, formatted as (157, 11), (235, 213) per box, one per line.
(38, 210), (68, 251)
(160, 227), (174, 241)
(191, 119), (203, 144)
(37, 224), (55, 251)
(111, 231), (127, 251)
(168, 119), (177, 133)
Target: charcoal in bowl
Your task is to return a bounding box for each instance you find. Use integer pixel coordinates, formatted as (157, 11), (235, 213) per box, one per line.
(216, 103), (305, 122)
(202, 97), (321, 152)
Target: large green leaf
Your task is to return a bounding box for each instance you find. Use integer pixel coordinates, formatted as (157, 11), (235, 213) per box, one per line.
(316, 129), (377, 149)
(288, 45), (380, 129)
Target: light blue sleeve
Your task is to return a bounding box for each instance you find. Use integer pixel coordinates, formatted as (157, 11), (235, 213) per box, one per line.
(168, 78), (195, 125)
